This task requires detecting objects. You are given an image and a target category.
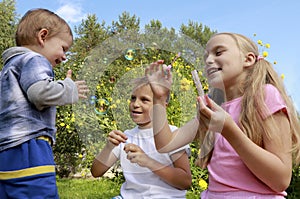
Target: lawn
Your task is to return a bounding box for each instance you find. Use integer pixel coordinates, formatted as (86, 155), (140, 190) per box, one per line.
(57, 177), (300, 199)
(57, 178), (121, 199)
(57, 178), (200, 199)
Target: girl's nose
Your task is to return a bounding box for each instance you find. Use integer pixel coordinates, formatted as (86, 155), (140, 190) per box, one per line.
(205, 55), (214, 65)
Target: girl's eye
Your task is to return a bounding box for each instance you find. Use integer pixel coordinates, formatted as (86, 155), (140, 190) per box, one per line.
(216, 51), (222, 56)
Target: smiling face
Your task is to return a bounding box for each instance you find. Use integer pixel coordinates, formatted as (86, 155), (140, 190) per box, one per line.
(129, 84), (154, 129)
(38, 31), (73, 67)
(16, 9), (73, 67)
(204, 34), (248, 95)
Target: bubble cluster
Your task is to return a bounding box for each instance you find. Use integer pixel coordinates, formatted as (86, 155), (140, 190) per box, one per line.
(73, 29), (225, 159)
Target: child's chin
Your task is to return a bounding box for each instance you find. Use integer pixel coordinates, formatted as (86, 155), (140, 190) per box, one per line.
(136, 122), (152, 128)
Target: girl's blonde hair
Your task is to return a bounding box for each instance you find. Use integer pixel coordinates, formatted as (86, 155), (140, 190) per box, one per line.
(198, 32), (300, 167)
(16, 8), (73, 46)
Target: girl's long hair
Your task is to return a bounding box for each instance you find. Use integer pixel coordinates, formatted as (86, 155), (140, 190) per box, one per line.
(197, 32), (300, 167)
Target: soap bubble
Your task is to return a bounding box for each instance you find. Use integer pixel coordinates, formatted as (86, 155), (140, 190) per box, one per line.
(73, 29), (226, 162)
(124, 48), (136, 61)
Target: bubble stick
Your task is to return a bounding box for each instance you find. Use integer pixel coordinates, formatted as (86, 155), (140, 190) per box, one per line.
(191, 69), (204, 97)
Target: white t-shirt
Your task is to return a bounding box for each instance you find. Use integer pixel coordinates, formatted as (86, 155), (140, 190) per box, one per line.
(112, 125), (190, 199)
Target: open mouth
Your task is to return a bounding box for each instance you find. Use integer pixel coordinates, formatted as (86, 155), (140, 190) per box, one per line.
(206, 67), (222, 76)
(131, 111), (142, 115)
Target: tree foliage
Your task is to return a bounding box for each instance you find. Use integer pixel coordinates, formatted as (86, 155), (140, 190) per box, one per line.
(0, 0), (18, 67)
(1, 4), (299, 197)
(180, 20), (216, 47)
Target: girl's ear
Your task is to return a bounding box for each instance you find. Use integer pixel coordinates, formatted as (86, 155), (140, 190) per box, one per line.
(37, 28), (48, 46)
(244, 52), (256, 68)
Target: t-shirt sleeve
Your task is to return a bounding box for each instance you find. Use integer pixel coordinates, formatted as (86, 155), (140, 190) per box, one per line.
(262, 84), (287, 119)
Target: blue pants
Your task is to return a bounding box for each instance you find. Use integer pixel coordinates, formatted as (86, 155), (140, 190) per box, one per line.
(0, 138), (59, 199)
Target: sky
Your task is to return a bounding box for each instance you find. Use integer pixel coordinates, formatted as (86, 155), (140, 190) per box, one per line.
(15, 0), (300, 112)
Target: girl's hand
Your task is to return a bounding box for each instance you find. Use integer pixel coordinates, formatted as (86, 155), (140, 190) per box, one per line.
(145, 60), (172, 101)
(107, 130), (127, 147)
(197, 95), (228, 133)
(124, 143), (151, 167)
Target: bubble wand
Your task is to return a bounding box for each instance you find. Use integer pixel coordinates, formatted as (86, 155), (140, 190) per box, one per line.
(191, 70), (204, 97)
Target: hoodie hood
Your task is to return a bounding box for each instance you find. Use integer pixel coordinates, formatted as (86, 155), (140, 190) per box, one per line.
(2, 47), (33, 64)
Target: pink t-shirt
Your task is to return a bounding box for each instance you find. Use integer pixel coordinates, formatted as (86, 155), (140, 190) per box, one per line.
(207, 84), (287, 196)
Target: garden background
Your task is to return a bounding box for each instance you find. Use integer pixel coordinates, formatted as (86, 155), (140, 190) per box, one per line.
(1, 1), (299, 198)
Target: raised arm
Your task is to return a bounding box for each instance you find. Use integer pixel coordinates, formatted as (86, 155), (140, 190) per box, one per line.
(146, 61), (199, 152)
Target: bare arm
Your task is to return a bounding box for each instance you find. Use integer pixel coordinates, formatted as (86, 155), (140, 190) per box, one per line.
(153, 103), (199, 152)
(223, 111), (292, 192)
(91, 130), (127, 177)
(146, 62), (199, 152)
(198, 96), (292, 192)
(151, 151), (192, 190)
(124, 144), (192, 190)
(91, 142), (118, 177)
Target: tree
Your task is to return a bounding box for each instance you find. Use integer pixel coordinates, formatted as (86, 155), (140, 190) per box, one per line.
(0, 0), (18, 67)
(112, 11), (140, 33)
(73, 14), (109, 58)
(180, 20), (216, 47)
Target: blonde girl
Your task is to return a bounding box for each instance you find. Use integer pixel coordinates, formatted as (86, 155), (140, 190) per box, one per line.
(146, 32), (300, 198)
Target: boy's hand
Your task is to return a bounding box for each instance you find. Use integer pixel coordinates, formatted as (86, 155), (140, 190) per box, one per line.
(75, 80), (89, 99)
(66, 69), (89, 99)
(124, 143), (151, 167)
(107, 130), (127, 147)
(66, 69), (73, 79)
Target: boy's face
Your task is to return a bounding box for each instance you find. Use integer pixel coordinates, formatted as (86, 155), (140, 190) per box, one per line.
(129, 84), (153, 129)
(38, 31), (73, 67)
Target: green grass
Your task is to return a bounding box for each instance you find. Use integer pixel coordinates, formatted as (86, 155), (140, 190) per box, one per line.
(57, 178), (200, 199)
(57, 178), (121, 199)
(57, 177), (300, 199)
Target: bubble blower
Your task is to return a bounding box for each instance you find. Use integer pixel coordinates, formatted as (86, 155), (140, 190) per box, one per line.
(191, 69), (204, 97)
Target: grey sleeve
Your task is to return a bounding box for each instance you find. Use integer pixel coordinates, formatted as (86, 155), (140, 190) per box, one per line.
(27, 77), (79, 110)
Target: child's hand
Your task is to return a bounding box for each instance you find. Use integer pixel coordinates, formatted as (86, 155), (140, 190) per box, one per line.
(197, 95), (228, 133)
(124, 143), (150, 167)
(145, 60), (172, 101)
(66, 69), (73, 79)
(66, 69), (89, 99)
(75, 80), (89, 99)
(107, 130), (127, 147)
